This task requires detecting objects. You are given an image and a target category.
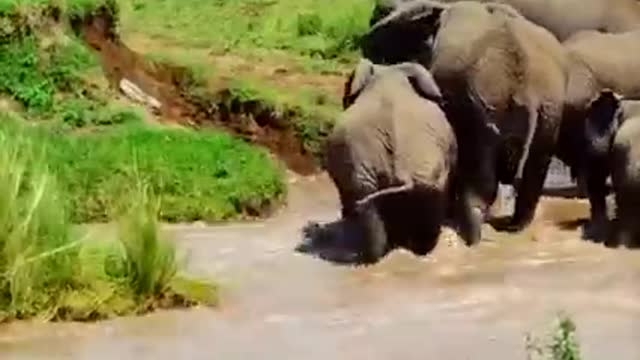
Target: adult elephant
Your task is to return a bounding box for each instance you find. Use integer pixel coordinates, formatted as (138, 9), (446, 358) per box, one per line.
(369, 0), (640, 41)
(362, 1), (569, 232)
(556, 29), (640, 239)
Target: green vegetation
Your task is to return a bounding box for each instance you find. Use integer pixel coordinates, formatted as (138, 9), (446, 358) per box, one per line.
(120, 0), (373, 60)
(0, 0), (375, 323)
(0, 118), (285, 223)
(0, 125), (217, 321)
(119, 0), (375, 157)
(526, 313), (583, 360)
(0, 0), (137, 127)
(52, 123), (285, 223)
(0, 0), (287, 223)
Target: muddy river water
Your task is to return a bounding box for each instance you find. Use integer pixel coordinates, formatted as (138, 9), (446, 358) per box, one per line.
(1, 173), (640, 359)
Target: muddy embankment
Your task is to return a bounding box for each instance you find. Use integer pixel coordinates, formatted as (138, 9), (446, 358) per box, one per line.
(71, 6), (321, 175)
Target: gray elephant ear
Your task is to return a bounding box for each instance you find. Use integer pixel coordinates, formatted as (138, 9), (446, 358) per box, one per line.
(394, 62), (442, 104)
(362, 1), (446, 64)
(342, 58), (377, 109)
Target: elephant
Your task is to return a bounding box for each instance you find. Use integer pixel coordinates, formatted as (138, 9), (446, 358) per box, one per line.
(361, 0), (569, 232)
(555, 29), (640, 238)
(368, 0), (640, 41)
(324, 58), (479, 264)
(581, 90), (640, 247)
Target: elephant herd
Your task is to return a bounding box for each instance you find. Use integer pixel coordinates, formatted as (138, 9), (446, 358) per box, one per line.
(298, 0), (640, 265)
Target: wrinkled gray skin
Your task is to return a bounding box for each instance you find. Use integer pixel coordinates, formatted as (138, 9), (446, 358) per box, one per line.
(369, 0), (640, 41)
(556, 29), (640, 239)
(362, 1), (568, 232)
(582, 91), (640, 247)
(325, 59), (478, 264)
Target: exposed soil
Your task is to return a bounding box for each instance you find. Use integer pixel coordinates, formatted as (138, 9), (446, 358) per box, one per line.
(73, 7), (321, 175)
(124, 34), (348, 99)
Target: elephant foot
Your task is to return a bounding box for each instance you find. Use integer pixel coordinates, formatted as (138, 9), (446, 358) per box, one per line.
(489, 215), (529, 233)
(583, 218), (610, 243)
(458, 207), (483, 246)
(608, 221), (638, 249)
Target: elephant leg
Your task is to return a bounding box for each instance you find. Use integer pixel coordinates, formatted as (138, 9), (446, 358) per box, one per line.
(610, 221), (630, 248)
(583, 163), (610, 242)
(407, 190), (444, 256)
(357, 203), (389, 264)
(452, 186), (483, 246)
(611, 193), (640, 248)
(335, 183), (359, 219)
(504, 120), (555, 232)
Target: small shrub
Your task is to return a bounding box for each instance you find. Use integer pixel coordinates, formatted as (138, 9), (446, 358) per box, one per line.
(0, 36), (55, 112)
(64, 0), (118, 23)
(296, 12), (322, 36)
(526, 313), (582, 360)
(44, 39), (97, 91)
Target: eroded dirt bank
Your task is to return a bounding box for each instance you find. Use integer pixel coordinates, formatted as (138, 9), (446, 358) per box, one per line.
(1, 174), (640, 359)
(73, 7), (322, 175)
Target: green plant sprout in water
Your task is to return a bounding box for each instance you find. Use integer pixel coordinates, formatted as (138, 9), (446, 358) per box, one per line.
(526, 312), (582, 360)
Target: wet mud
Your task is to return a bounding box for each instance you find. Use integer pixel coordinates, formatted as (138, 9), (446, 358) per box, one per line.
(2, 174), (640, 359)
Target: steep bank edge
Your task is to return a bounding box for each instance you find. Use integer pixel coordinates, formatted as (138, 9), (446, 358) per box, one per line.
(72, 5), (326, 175)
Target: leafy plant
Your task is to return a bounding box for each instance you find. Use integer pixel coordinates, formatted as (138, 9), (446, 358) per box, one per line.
(526, 313), (582, 360)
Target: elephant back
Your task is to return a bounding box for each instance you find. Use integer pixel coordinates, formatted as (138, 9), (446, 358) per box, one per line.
(390, 91), (457, 192)
(431, 2), (506, 77)
(565, 30), (640, 99)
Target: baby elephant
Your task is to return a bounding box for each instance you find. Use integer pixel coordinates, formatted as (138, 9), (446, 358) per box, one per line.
(325, 59), (479, 264)
(584, 90), (640, 247)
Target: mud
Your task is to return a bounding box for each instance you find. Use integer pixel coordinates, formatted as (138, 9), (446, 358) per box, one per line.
(2, 174), (640, 359)
(74, 8), (319, 175)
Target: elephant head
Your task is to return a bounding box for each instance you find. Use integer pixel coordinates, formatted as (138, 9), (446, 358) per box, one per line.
(362, 0), (446, 67)
(584, 89), (624, 157)
(362, 1), (523, 69)
(342, 58), (443, 109)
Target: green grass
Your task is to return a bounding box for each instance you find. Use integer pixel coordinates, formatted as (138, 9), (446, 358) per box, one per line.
(0, 1), (142, 128)
(115, 0), (376, 160)
(0, 123), (217, 321)
(119, 0), (374, 60)
(0, 119), (285, 223)
(526, 313), (583, 360)
(0, 1), (287, 223)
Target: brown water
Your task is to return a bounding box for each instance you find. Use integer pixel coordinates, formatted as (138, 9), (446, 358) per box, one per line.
(1, 174), (640, 359)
